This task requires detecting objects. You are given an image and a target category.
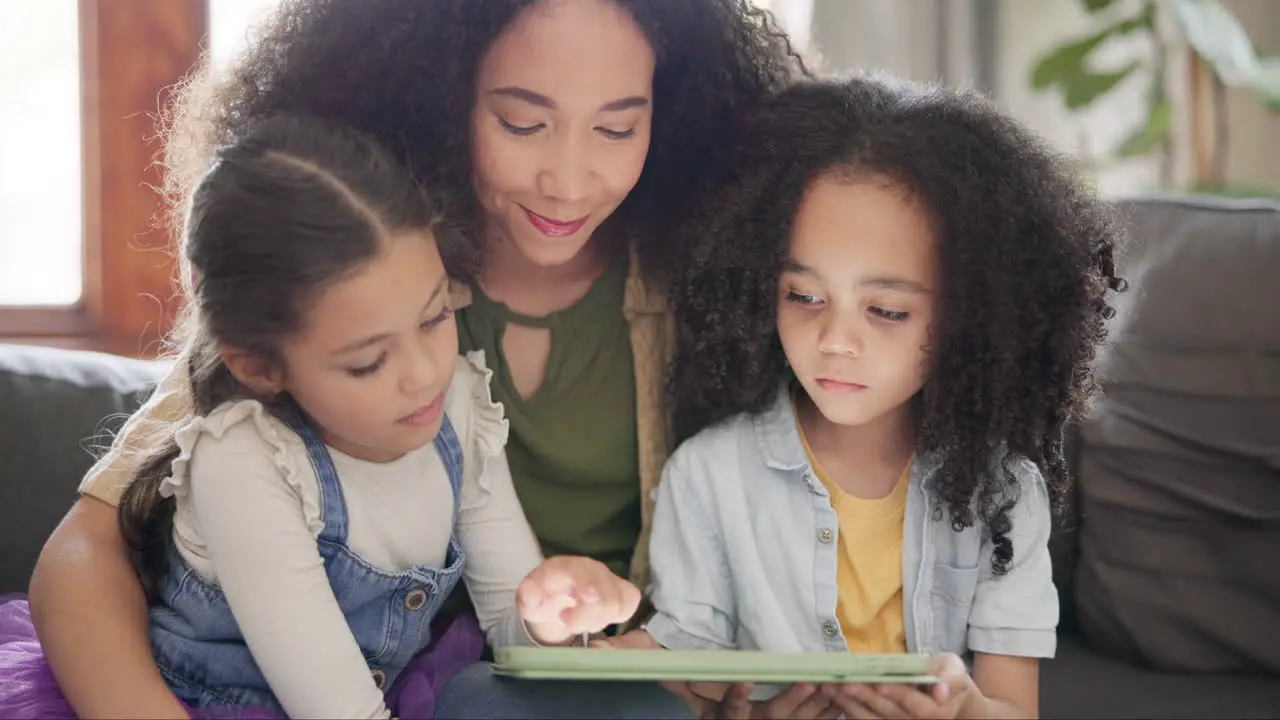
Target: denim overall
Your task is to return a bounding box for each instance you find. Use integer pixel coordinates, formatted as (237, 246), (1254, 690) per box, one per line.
(150, 406), (467, 711)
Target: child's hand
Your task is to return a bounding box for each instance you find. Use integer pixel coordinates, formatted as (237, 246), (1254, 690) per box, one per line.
(590, 629), (662, 649)
(820, 653), (976, 719)
(595, 633), (837, 718)
(517, 556), (641, 646)
(674, 682), (837, 719)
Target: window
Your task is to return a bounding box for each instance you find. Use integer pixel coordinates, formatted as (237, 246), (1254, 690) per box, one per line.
(2, 0), (1183, 358)
(0, 0), (298, 355)
(209, 0), (282, 70)
(0, 3), (83, 306)
(0, 1), (207, 356)
(752, 0), (815, 54)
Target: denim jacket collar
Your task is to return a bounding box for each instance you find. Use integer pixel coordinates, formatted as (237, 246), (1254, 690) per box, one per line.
(751, 383), (809, 472)
(751, 381), (944, 482)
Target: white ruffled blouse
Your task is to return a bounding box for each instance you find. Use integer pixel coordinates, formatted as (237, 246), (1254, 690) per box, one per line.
(157, 351), (542, 719)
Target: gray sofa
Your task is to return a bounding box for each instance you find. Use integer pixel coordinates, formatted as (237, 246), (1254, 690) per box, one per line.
(1, 344), (160, 594)
(2, 195), (1278, 718)
(1040, 196), (1280, 718)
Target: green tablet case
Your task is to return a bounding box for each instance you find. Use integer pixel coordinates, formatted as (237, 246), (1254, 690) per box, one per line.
(491, 647), (938, 684)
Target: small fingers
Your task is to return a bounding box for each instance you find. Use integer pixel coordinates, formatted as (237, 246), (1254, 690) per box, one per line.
(717, 683), (755, 720)
(516, 575), (577, 625)
(662, 681), (714, 717)
(841, 684), (909, 718)
(872, 684), (944, 719)
(557, 577), (641, 634)
(820, 686), (880, 720)
(765, 684), (820, 717)
(788, 686), (835, 719)
(591, 630), (660, 650)
(928, 653), (967, 680)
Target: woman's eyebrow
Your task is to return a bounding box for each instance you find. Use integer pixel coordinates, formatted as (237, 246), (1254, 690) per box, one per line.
(489, 86), (649, 112)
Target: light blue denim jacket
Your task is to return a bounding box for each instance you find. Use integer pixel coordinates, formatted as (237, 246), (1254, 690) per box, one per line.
(645, 384), (1058, 659)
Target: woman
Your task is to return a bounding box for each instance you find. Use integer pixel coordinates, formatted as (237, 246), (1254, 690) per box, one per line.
(28, 0), (806, 717)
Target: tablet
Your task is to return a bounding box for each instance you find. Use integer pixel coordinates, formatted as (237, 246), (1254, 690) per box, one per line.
(491, 647), (938, 685)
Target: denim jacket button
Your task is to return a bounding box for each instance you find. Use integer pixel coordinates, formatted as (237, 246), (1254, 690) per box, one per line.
(818, 528), (834, 544)
(822, 621), (839, 637)
(405, 588), (428, 611)
(370, 668), (387, 689)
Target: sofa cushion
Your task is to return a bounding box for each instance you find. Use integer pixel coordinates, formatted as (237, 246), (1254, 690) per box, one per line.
(0, 343), (164, 594)
(1074, 196), (1280, 673)
(1043, 634), (1280, 719)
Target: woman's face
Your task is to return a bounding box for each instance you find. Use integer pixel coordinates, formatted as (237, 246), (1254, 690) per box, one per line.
(471, 0), (654, 269)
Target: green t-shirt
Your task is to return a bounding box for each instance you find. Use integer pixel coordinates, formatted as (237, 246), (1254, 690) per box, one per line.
(456, 257), (641, 578)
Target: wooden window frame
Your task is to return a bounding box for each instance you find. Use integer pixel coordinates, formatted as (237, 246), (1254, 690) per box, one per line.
(0, 0), (207, 357)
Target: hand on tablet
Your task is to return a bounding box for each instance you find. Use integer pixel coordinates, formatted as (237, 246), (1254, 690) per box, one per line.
(590, 629), (662, 649)
(671, 682), (839, 719)
(593, 633), (838, 718)
(819, 653), (974, 719)
(517, 556), (642, 645)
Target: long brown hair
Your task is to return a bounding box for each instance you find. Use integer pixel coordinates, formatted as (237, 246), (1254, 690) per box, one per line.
(119, 115), (468, 598)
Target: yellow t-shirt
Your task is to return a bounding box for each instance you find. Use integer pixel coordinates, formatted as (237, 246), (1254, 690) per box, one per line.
(799, 426), (910, 653)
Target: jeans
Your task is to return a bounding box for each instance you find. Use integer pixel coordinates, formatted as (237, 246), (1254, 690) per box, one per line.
(432, 661), (695, 719)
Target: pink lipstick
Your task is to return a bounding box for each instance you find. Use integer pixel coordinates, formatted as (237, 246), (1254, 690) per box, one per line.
(522, 207), (588, 237)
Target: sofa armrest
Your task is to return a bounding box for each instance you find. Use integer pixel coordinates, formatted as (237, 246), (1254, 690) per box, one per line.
(0, 343), (166, 594)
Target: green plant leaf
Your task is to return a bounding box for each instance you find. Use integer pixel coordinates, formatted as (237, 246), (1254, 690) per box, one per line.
(1031, 32), (1110, 89)
(1081, 0), (1116, 12)
(1031, 8), (1154, 109)
(1171, 0), (1259, 84)
(1060, 62), (1142, 109)
(1115, 99), (1173, 157)
(1127, 2), (1158, 33)
(1250, 56), (1280, 106)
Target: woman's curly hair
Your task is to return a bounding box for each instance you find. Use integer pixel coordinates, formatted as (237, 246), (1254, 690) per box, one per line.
(161, 0), (808, 286)
(669, 75), (1127, 575)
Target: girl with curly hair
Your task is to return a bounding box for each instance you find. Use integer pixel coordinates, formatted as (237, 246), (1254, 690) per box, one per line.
(612, 75), (1126, 719)
(24, 0), (804, 717)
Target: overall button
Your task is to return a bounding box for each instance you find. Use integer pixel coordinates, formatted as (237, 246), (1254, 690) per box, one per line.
(818, 528), (834, 544)
(822, 621), (839, 638)
(405, 588), (428, 611)
(370, 668), (387, 689)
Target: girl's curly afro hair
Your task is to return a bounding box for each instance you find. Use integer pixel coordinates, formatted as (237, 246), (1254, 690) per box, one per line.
(162, 0), (808, 285)
(669, 75), (1127, 575)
